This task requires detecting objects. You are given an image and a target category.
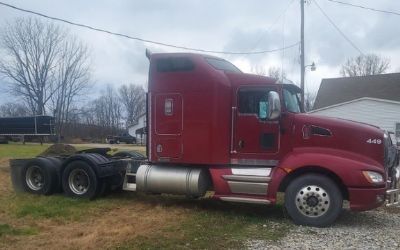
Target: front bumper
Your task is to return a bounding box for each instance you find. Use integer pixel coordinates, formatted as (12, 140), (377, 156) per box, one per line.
(349, 187), (386, 211)
(386, 189), (400, 206)
(386, 166), (400, 207)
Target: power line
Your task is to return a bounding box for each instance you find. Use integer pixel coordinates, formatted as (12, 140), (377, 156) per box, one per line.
(313, 0), (364, 55)
(325, 0), (400, 17)
(250, 0), (296, 51)
(0, 1), (300, 55)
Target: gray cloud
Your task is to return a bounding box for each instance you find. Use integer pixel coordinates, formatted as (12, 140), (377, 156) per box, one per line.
(0, 0), (399, 103)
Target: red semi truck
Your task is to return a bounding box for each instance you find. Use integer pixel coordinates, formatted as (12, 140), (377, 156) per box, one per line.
(10, 52), (400, 227)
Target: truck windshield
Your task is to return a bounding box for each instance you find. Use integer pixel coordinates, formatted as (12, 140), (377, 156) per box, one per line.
(283, 89), (301, 113)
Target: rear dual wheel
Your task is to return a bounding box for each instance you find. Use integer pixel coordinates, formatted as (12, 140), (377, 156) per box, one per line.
(22, 158), (60, 195)
(25, 165), (45, 191)
(285, 174), (343, 227)
(62, 161), (105, 199)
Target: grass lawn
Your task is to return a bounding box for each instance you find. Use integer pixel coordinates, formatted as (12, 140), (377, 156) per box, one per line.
(0, 143), (51, 158)
(0, 143), (290, 249)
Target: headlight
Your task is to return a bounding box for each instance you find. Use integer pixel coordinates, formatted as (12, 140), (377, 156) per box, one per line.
(362, 171), (384, 184)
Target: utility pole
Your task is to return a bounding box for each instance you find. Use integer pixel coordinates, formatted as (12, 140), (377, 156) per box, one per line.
(300, 0), (305, 110)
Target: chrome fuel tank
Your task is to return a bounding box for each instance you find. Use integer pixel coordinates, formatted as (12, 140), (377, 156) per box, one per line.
(136, 164), (210, 197)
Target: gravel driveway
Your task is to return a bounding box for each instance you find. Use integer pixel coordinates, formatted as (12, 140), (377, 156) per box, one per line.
(248, 208), (400, 250)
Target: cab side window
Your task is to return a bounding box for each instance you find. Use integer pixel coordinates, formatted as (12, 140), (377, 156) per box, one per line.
(238, 88), (271, 116)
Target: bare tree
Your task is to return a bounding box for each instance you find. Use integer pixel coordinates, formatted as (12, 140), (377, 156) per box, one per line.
(251, 65), (287, 82)
(340, 54), (390, 77)
(0, 18), (65, 115)
(251, 65), (267, 76)
(51, 37), (90, 140)
(119, 84), (146, 127)
(0, 17), (91, 141)
(268, 66), (286, 81)
(304, 91), (316, 112)
(105, 86), (123, 131)
(85, 86), (123, 135)
(0, 102), (31, 117)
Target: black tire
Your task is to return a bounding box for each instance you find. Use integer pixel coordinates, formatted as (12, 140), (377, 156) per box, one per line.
(21, 158), (58, 195)
(284, 174), (343, 227)
(45, 157), (63, 193)
(62, 160), (102, 199)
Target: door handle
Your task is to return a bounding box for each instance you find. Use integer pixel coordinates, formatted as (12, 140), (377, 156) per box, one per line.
(238, 140), (244, 149)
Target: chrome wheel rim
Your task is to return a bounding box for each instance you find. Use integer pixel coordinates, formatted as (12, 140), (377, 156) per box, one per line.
(295, 185), (330, 217)
(26, 166), (44, 191)
(69, 169), (90, 195)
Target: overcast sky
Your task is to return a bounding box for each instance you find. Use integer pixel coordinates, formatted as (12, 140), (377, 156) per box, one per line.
(0, 0), (399, 104)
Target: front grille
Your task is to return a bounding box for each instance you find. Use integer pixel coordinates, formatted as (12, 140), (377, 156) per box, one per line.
(384, 135), (390, 169)
(384, 132), (400, 190)
(384, 134), (399, 169)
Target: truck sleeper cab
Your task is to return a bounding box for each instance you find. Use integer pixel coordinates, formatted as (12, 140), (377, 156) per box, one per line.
(143, 52), (400, 226)
(10, 51), (400, 227)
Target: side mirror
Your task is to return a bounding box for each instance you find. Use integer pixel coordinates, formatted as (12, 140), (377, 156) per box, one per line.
(258, 91), (281, 120)
(267, 91), (281, 120)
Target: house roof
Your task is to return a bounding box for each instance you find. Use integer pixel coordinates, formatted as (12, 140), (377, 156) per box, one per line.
(313, 73), (400, 110)
(310, 97), (400, 113)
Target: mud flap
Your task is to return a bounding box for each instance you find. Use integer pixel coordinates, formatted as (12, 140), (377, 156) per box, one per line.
(9, 159), (29, 193)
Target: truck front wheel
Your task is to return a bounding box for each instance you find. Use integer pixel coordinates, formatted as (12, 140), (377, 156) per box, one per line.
(62, 161), (102, 199)
(284, 174), (343, 227)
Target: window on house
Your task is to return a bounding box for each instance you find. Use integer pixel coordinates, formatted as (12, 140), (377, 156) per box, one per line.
(396, 123), (400, 138)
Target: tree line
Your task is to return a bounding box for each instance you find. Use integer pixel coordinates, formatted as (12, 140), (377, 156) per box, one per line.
(0, 83), (146, 141)
(0, 17), (145, 141)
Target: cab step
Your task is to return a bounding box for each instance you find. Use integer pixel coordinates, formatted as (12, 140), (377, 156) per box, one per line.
(219, 196), (271, 205)
(122, 172), (137, 192)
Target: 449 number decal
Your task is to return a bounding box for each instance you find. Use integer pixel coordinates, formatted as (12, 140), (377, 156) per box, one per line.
(366, 138), (382, 144)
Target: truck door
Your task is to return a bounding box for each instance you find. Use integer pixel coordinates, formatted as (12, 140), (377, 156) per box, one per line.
(153, 93), (183, 160)
(232, 87), (280, 162)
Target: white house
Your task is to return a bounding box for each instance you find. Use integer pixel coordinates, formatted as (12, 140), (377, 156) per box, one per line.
(310, 73), (400, 141)
(128, 114), (146, 144)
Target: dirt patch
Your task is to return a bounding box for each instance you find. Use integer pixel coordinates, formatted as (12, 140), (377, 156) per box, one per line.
(0, 158), (10, 168)
(38, 144), (76, 156)
(1, 203), (187, 250)
(0, 160), (12, 194)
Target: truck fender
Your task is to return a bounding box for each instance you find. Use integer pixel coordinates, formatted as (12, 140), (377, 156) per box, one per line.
(61, 153), (113, 178)
(267, 149), (384, 200)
